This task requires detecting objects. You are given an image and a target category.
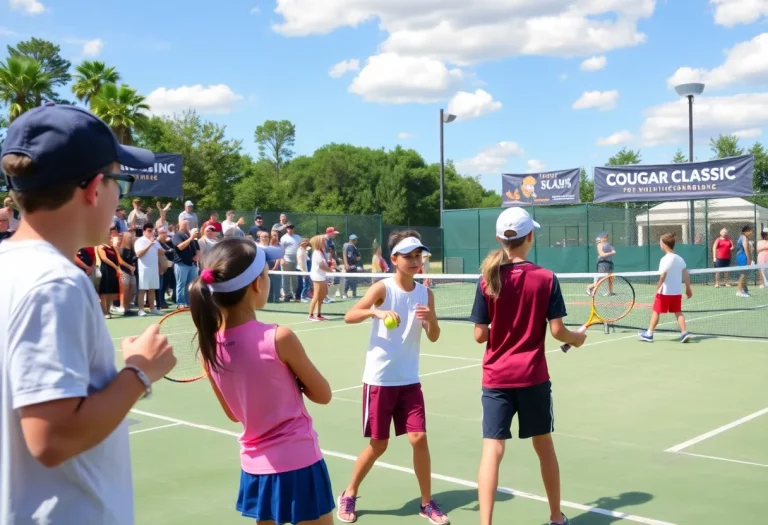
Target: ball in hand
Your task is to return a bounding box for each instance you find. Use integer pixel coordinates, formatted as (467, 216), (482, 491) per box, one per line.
(383, 315), (398, 330)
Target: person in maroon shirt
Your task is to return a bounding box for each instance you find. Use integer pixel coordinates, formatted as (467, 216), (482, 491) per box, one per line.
(470, 207), (586, 525)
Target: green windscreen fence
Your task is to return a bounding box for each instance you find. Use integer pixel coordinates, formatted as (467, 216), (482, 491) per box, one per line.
(444, 195), (768, 274)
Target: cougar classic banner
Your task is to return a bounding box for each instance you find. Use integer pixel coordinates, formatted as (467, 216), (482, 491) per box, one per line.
(122, 153), (183, 198)
(502, 168), (581, 207)
(593, 155), (754, 203)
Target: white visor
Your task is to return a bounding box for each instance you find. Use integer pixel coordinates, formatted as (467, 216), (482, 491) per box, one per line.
(207, 246), (283, 293)
(391, 236), (430, 256)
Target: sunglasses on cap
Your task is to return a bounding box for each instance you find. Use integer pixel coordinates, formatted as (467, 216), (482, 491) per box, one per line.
(77, 172), (135, 199)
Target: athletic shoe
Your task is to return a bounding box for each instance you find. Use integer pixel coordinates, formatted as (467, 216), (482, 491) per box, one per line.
(308, 315), (320, 322)
(680, 332), (691, 343)
(638, 331), (653, 342)
(549, 514), (570, 525)
(301, 298), (310, 303)
(137, 310), (147, 317)
(419, 500), (449, 525)
(316, 315), (328, 321)
(337, 492), (359, 523)
(149, 308), (162, 315)
(737, 291), (751, 298)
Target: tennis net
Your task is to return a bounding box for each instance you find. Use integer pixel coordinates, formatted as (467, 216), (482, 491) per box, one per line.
(265, 265), (768, 339)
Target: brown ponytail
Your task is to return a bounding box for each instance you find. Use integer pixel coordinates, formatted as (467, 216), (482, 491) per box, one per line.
(189, 238), (258, 373)
(480, 248), (509, 300)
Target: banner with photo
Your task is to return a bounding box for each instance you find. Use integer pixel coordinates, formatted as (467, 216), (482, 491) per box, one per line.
(502, 168), (581, 207)
(122, 153), (183, 198)
(593, 155), (754, 203)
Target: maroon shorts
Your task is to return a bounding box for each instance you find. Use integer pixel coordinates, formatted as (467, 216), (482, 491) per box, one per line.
(362, 383), (426, 440)
(653, 293), (682, 314)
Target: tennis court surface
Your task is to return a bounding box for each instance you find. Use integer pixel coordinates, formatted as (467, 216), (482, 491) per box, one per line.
(114, 268), (767, 524)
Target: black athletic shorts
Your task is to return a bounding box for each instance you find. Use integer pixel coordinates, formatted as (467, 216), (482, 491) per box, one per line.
(714, 258), (731, 268)
(596, 260), (614, 274)
(481, 381), (553, 440)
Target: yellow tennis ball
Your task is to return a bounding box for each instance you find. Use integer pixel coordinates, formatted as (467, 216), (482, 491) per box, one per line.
(383, 315), (398, 329)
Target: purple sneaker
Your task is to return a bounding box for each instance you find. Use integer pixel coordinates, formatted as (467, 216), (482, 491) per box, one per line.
(337, 491), (359, 523)
(420, 499), (450, 524)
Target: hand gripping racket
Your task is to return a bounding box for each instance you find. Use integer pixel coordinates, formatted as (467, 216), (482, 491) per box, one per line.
(561, 274), (635, 353)
(159, 308), (207, 383)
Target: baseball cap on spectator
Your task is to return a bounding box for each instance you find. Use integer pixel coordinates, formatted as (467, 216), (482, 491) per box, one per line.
(286, 223), (294, 229)
(349, 234), (358, 240)
(204, 225), (215, 232)
(184, 200), (194, 207)
(255, 215), (263, 220)
(495, 207), (540, 241)
(326, 227), (339, 235)
(1, 104), (153, 194)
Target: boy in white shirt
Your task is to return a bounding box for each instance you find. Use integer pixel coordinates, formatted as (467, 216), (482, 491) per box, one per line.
(639, 232), (693, 343)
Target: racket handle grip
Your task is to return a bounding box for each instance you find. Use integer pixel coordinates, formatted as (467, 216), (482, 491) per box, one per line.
(561, 324), (588, 353)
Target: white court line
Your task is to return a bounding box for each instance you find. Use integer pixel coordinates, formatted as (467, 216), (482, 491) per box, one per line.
(130, 408), (676, 525)
(331, 363), (481, 393)
(676, 452), (768, 469)
(665, 407), (768, 453)
(129, 422), (182, 435)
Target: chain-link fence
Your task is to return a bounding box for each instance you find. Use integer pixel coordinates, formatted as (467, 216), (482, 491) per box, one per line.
(444, 195), (768, 274)
(381, 225), (443, 272)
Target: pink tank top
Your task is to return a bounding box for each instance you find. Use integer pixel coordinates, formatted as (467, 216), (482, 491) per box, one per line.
(209, 320), (322, 475)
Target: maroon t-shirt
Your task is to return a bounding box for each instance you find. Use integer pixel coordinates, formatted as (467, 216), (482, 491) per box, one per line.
(470, 262), (566, 389)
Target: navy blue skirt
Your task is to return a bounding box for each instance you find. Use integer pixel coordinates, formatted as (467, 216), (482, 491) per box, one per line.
(236, 459), (335, 524)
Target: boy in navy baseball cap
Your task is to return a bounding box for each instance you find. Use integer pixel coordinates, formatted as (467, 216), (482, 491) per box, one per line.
(0, 105), (176, 524)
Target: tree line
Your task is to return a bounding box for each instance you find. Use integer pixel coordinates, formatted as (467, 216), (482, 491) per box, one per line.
(2, 37), (767, 226)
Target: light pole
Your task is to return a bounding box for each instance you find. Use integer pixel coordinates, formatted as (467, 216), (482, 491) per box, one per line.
(439, 109), (457, 228)
(675, 82), (705, 244)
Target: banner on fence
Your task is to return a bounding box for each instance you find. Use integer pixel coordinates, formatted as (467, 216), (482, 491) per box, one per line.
(502, 168), (581, 207)
(593, 155), (754, 203)
(122, 153), (183, 198)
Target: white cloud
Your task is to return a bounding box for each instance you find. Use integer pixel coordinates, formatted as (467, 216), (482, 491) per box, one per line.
(9, 0), (46, 14)
(328, 59), (360, 78)
(397, 132), (415, 140)
(641, 93), (768, 146)
(146, 84), (244, 116)
(572, 90), (619, 111)
(349, 53), (463, 103)
(560, 73), (568, 81)
(82, 39), (103, 57)
(580, 55), (607, 72)
(447, 89), (502, 121)
(733, 128), (762, 139)
(711, 0), (768, 27)
(250, 6), (260, 14)
(527, 159), (545, 172)
(596, 130), (634, 146)
(456, 141), (525, 175)
(273, 0), (655, 64)
(667, 33), (768, 91)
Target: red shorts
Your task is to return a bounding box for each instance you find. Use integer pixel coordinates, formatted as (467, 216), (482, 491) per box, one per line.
(362, 383), (426, 440)
(653, 294), (682, 314)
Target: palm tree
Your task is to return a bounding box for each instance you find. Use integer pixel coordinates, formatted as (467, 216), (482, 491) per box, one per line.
(71, 60), (120, 107)
(90, 83), (150, 144)
(0, 57), (52, 121)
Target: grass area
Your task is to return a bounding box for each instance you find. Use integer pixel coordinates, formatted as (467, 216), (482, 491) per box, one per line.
(112, 310), (768, 524)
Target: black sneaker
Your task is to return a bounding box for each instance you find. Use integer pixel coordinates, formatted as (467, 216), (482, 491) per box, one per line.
(549, 514), (570, 525)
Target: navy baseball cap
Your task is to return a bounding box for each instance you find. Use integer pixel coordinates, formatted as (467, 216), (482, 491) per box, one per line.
(1, 104), (154, 191)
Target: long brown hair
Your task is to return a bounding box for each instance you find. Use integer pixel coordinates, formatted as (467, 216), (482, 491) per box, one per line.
(189, 238), (258, 373)
(480, 236), (526, 300)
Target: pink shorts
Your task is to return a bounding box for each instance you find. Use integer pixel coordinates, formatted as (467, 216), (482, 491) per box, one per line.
(362, 383), (426, 440)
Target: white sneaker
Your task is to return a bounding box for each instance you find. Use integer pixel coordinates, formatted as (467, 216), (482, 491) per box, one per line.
(150, 308), (162, 315)
(112, 306), (125, 314)
(138, 310), (147, 317)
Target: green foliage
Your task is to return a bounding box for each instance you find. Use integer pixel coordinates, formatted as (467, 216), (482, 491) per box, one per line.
(709, 134), (744, 159)
(579, 168), (594, 202)
(0, 56), (52, 121)
(7, 38), (71, 104)
(91, 83), (149, 144)
(607, 147), (642, 166)
(254, 120), (295, 179)
(672, 149), (688, 163)
(72, 60), (120, 107)
(748, 142), (768, 191)
(0, 114), (7, 149)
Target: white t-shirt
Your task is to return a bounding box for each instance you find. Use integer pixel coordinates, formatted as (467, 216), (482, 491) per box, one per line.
(135, 236), (160, 275)
(659, 253), (686, 296)
(310, 251), (327, 282)
(222, 220), (244, 238)
(0, 240), (133, 524)
(297, 247), (309, 272)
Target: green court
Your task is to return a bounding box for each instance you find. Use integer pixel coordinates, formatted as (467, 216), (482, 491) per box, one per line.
(112, 305), (767, 525)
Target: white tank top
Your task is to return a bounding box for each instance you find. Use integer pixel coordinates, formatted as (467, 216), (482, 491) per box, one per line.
(362, 277), (429, 386)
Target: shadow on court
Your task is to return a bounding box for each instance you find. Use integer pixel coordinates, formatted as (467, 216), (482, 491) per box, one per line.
(566, 492), (654, 525)
(355, 489), (513, 519)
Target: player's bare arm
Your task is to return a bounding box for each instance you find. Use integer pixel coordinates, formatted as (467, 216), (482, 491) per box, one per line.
(344, 281), (398, 324)
(416, 288), (440, 342)
(276, 326), (332, 405)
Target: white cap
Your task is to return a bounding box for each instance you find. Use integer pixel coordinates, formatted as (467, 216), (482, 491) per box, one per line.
(391, 236), (430, 255)
(185, 200), (194, 207)
(496, 207), (540, 241)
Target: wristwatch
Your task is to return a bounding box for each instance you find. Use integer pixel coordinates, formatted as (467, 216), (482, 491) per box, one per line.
(124, 365), (152, 400)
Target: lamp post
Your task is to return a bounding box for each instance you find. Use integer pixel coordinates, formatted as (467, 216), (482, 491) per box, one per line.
(439, 109), (457, 228)
(675, 82), (705, 244)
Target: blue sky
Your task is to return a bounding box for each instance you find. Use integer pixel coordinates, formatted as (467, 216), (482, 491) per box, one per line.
(2, 0), (768, 193)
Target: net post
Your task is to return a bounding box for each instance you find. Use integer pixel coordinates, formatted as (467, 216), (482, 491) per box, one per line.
(585, 203), (590, 272)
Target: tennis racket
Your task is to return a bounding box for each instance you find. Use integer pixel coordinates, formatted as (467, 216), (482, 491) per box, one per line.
(159, 308), (207, 383)
(561, 274), (635, 353)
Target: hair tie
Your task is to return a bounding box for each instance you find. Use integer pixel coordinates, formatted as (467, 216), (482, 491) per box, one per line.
(200, 269), (216, 285)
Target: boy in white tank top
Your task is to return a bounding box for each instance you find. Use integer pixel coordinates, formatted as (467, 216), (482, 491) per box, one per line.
(337, 231), (449, 524)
